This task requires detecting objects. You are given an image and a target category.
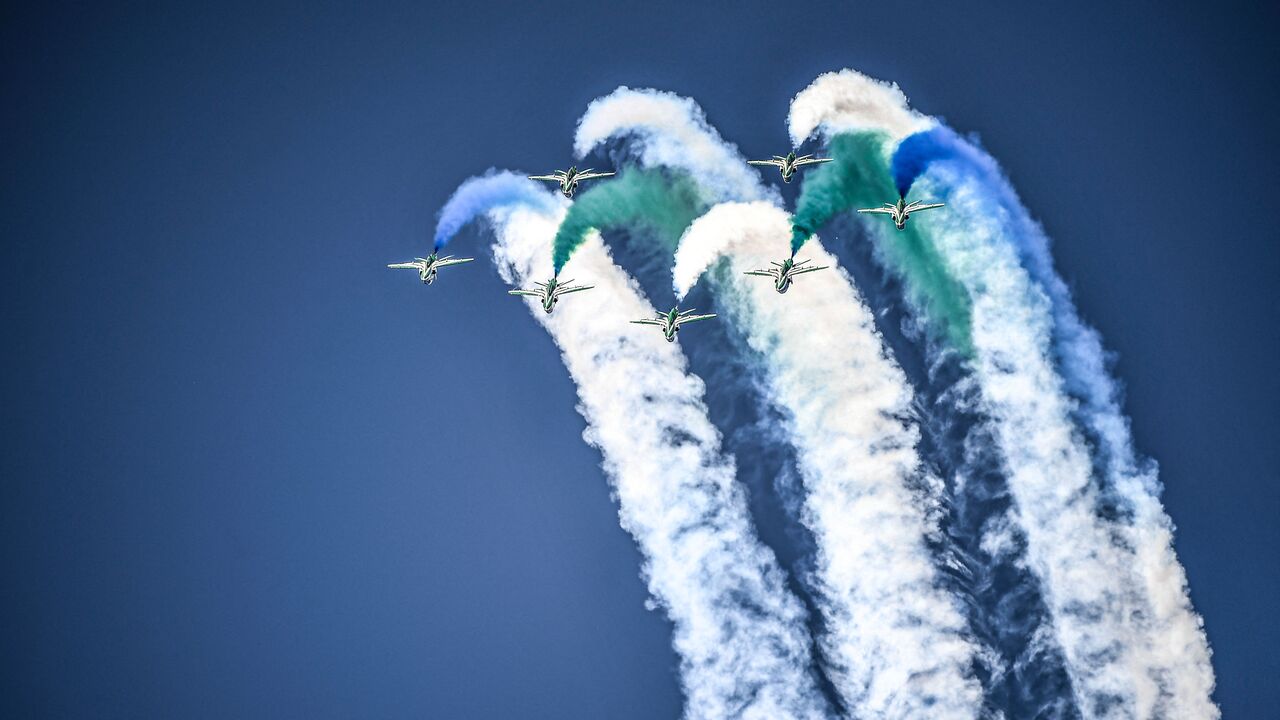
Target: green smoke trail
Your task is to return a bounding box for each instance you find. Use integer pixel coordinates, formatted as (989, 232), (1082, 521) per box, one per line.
(553, 168), (706, 274)
(791, 132), (973, 355)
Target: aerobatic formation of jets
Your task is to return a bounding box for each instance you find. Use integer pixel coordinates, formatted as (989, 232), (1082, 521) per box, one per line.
(387, 150), (945, 340)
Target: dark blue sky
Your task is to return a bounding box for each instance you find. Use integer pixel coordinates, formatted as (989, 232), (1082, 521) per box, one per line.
(2, 1), (1276, 717)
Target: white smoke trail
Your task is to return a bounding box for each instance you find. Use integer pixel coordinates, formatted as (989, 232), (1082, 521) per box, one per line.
(574, 86), (778, 204)
(923, 167), (1217, 719)
(674, 202), (984, 719)
(789, 69), (1217, 718)
(992, 179), (1217, 720)
(787, 70), (929, 148)
(487, 204), (830, 720)
(920, 171), (1165, 716)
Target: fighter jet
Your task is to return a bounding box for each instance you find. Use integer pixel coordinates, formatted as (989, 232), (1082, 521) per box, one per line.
(508, 277), (595, 314)
(630, 306), (716, 342)
(748, 151), (832, 183)
(857, 197), (945, 230)
(528, 167), (615, 198)
(743, 257), (829, 294)
(386, 253), (474, 284)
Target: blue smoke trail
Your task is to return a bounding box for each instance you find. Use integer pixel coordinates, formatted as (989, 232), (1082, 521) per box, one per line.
(432, 171), (559, 251)
(890, 126), (993, 199)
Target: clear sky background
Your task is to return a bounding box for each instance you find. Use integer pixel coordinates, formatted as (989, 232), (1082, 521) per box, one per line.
(2, 1), (1277, 717)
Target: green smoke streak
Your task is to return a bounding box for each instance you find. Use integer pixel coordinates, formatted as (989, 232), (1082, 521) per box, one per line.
(791, 132), (973, 355)
(553, 168), (706, 274)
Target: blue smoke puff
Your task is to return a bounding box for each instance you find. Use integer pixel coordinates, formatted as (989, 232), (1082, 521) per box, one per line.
(433, 171), (559, 250)
(891, 126), (996, 199)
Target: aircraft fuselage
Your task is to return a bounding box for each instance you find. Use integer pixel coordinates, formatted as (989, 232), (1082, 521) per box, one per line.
(559, 167), (581, 198)
(662, 310), (681, 341)
(419, 253), (441, 283)
(780, 152), (798, 182)
(893, 199), (909, 230)
(540, 280), (560, 313)
(774, 259), (798, 293)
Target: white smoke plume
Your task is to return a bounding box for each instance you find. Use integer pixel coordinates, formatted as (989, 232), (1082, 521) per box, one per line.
(574, 86), (777, 205)
(923, 166), (1217, 718)
(996, 179), (1217, 720)
(487, 203), (830, 720)
(787, 68), (1217, 718)
(787, 70), (931, 147)
(674, 201), (985, 719)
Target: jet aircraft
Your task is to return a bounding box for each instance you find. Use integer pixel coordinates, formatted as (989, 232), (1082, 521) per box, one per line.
(747, 151), (832, 183)
(857, 197), (945, 230)
(743, 257), (829, 294)
(386, 253), (474, 284)
(528, 167), (615, 198)
(630, 307), (716, 342)
(508, 277), (595, 314)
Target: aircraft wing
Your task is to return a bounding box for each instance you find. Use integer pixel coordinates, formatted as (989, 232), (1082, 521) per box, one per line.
(794, 157), (833, 167)
(910, 202), (945, 212)
(743, 270), (776, 277)
(676, 313), (716, 325)
(629, 319), (665, 326)
(747, 159), (785, 168)
(433, 257), (474, 268)
(856, 207), (894, 215)
(387, 262), (422, 269)
(528, 174), (563, 182)
(554, 284), (594, 295)
(791, 264), (829, 275)
(508, 289), (542, 297)
(575, 171), (614, 181)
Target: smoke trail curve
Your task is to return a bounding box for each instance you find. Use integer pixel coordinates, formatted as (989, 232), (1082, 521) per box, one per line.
(574, 86), (776, 205)
(551, 167), (705, 274)
(432, 171), (557, 251)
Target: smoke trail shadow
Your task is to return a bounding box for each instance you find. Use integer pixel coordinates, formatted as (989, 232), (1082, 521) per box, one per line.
(821, 214), (1080, 719)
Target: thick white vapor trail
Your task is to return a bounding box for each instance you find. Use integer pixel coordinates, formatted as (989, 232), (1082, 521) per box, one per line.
(991, 178), (1217, 719)
(574, 87), (777, 204)
(787, 70), (930, 147)
(788, 68), (1217, 718)
(487, 204), (830, 720)
(920, 171), (1168, 716)
(674, 202), (984, 719)
(924, 167), (1218, 719)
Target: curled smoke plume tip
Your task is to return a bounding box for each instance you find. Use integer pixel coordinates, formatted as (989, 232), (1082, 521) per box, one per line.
(433, 170), (560, 251)
(890, 126), (994, 200)
(788, 69), (929, 146)
(574, 86), (775, 205)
